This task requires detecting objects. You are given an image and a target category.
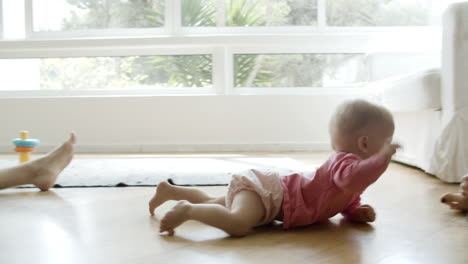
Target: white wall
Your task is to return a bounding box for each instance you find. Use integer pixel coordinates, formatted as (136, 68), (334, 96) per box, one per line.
(0, 94), (355, 153)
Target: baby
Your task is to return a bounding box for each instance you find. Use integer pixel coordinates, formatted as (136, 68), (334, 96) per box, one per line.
(148, 99), (400, 236)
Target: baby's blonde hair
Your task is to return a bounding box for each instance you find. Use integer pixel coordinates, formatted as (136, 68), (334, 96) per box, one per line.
(329, 99), (394, 150)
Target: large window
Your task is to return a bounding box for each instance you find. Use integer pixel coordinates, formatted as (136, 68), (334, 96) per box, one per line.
(0, 0), (455, 96)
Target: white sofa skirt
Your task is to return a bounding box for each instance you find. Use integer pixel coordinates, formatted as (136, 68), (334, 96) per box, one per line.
(373, 67), (467, 183)
(430, 107), (468, 182)
(392, 110), (441, 177)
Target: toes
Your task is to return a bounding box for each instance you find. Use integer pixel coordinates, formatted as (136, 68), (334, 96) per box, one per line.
(159, 229), (175, 236)
(160, 222), (167, 233)
(69, 132), (77, 144)
(160, 220), (174, 235)
(148, 196), (158, 215)
(167, 229), (175, 236)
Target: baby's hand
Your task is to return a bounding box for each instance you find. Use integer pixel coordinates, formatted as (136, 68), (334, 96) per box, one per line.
(379, 140), (401, 161)
(347, 204), (376, 223)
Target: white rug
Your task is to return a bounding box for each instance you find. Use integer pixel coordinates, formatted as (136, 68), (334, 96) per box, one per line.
(0, 157), (315, 187)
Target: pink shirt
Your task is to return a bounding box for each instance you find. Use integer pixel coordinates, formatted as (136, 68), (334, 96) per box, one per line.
(280, 152), (388, 229)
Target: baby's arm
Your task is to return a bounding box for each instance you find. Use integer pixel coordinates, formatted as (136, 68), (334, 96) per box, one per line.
(333, 141), (401, 193)
(341, 196), (376, 223)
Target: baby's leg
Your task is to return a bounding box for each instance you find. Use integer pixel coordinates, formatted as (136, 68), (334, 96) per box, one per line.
(159, 190), (265, 237)
(148, 181), (225, 215)
(0, 132), (76, 191)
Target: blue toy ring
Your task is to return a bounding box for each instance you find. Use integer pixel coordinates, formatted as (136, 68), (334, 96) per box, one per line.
(13, 138), (40, 147)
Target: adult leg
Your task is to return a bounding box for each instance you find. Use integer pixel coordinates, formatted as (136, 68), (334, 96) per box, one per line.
(0, 164), (35, 190)
(0, 133), (76, 191)
(148, 181), (225, 214)
(159, 190), (265, 237)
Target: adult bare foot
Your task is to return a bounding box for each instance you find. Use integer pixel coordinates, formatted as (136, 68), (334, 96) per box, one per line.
(441, 175), (468, 211)
(159, 200), (191, 236)
(31, 132), (76, 191)
(148, 181), (174, 215)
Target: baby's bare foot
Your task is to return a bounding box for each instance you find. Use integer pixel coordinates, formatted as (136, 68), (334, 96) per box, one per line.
(149, 181), (173, 215)
(32, 132), (76, 191)
(160, 200), (191, 236)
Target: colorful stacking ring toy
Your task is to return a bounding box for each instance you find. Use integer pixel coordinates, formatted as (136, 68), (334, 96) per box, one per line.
(13, 131), (40, 163)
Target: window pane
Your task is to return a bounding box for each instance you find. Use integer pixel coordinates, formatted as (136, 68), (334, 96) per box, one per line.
(234, 54), (366, 87)
(327, 0), (435, 26)
(32, 0), (165, 32)
(182, 0), (317, 27)
(0, 59), (41, 90)
(3, 1), (26, 39)
(0, 55), (212, 90)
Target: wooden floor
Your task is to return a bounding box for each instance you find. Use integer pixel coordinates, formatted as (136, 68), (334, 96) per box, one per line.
(0, 152), (467, 264)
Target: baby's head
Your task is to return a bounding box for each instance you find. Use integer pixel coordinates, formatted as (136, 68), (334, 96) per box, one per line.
(329, 99), (394, 159)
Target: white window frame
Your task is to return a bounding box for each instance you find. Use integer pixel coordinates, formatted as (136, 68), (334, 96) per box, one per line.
(0, 0), (442, 98)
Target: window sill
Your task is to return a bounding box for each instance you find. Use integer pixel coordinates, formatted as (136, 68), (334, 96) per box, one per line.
(0, 29), (441, 59)
(0, 86), (369, 99)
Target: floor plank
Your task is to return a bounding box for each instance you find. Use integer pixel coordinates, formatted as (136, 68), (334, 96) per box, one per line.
(0, 152), (466, 264)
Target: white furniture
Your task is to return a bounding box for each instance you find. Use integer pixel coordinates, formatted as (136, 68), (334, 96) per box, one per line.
(368, 1), (468, 183)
